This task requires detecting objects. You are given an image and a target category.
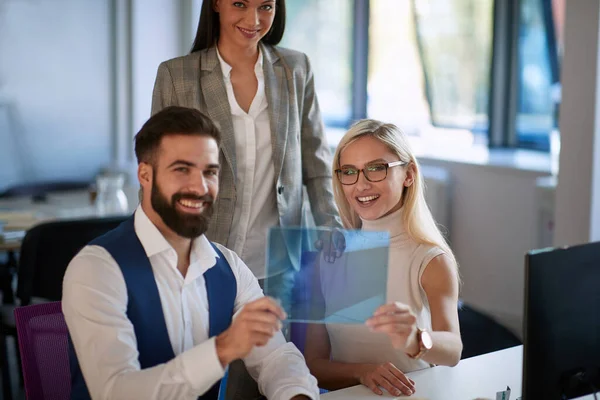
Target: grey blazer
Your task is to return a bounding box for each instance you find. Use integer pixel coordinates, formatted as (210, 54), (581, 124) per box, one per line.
(151, 43), (341, 248)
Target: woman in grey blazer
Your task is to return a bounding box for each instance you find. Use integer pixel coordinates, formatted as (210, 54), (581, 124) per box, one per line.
(152, 0), (339, 273)
(152, 0), (339, 398)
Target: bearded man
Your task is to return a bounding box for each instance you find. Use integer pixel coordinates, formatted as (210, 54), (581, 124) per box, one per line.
(63, 106), (318, 400)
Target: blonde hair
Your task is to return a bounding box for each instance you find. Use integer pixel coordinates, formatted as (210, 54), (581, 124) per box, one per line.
(332, 119), (457, 268)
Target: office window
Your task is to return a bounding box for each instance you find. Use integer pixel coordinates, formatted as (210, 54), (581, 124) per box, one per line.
(413, 0), (494, 136)
(368, 0), (493, 145)
(367, 0), (431, 137)
(185, 0), (565, 153)
(516, 0), (563, 151)
(281, 0), (353, 128)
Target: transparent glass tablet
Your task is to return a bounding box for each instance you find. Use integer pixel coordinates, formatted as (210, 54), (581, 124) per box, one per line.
(263, 226), (389, 324)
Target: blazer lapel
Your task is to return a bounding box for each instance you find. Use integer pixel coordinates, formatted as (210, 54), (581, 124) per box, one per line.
(262, 43), (289, 179)
(200, 48), (237, 180)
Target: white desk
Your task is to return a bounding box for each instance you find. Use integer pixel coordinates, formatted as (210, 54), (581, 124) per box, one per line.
(321, 346), (595, 400)
(0, 187), (139, 250)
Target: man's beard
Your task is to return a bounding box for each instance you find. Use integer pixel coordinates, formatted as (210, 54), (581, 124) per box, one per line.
(151, 176), (214, 239)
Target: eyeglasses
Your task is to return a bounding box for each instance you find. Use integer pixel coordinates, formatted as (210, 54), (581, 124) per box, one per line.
(335, 161), (408, 185)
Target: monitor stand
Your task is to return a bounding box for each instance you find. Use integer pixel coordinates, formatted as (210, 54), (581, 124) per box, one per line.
(558, 366), (600, 399)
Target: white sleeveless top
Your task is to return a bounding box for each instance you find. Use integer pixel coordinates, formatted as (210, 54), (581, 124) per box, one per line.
(324, 207), (444, 372)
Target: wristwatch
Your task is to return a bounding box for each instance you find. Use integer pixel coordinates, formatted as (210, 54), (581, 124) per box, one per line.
(407, 328), (433, 360)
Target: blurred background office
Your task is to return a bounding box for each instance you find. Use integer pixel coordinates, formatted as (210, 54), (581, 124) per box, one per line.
(0, 0), (567, 332)
(2, 0), (600, 398)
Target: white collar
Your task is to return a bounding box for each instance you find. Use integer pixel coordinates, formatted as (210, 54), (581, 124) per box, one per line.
(133, 206), (219, 281)
(215, 45), (263, 79)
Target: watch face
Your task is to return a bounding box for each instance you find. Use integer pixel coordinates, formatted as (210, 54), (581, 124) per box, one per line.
(421, 330), (433, 350)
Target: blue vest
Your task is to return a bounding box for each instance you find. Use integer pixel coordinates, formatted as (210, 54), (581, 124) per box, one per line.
(68, 216), (236, 400)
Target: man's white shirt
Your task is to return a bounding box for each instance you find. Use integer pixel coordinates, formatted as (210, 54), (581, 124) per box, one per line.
(62, 206), (318, 400)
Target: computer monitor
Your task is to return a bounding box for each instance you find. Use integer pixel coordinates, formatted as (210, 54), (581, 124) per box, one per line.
(523, 241), (600, 400)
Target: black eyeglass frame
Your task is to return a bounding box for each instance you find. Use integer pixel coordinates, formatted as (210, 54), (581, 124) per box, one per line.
(335, 160), (408, 185)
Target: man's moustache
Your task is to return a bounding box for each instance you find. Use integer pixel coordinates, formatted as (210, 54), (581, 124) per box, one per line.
(173, 193), (214, 203)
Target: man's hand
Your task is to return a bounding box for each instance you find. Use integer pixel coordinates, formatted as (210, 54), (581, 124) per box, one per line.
(215, 297), (286, 366)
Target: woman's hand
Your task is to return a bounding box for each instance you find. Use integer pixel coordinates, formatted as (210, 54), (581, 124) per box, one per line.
(356, 362), (415, 396)
(314, 228), (346, 263)
(366, 302), (419, 353)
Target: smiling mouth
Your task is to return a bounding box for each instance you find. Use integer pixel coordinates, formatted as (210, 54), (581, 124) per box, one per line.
(357, 194), (380, 205)
(237, 26), (259, 38)
(177, 199), (207, 212)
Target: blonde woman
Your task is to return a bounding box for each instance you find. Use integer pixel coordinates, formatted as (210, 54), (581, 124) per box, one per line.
(304, 120), (462, 397)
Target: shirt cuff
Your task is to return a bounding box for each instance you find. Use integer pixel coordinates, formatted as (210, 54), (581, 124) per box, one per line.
(179, 337), (225, 394)
(276, 387), (318, 400)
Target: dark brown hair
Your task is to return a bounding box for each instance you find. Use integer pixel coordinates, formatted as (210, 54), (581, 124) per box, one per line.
(190, 0), (286, 53)
(134, 106), (221, 164)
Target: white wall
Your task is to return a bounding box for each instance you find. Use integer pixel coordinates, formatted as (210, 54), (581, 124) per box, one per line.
(554, 0), (600, 246)
(131, 0), (184, 136)
(0, 1), (188, 189)
(0, 1), (112, 190)
(419, 157), (550, 337)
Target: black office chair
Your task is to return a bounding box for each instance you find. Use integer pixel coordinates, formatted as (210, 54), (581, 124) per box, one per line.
(0, 180), (92, 305)
(458, 302), (522, 359)
(0, 216), (127, 400)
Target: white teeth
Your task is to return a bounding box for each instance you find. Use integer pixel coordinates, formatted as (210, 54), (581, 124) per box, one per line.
(179, 199), (202, 209)
(238, 27), (257, 34)
(357, 195), (379, 202)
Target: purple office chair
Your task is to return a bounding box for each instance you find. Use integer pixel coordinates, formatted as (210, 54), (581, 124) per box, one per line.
(12, 301), (233, 400)
(14, 301), (71, 400)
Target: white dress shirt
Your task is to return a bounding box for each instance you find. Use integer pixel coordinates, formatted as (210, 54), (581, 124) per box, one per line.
(62, 206), (318, 400)
(216, 48), (280, 279)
